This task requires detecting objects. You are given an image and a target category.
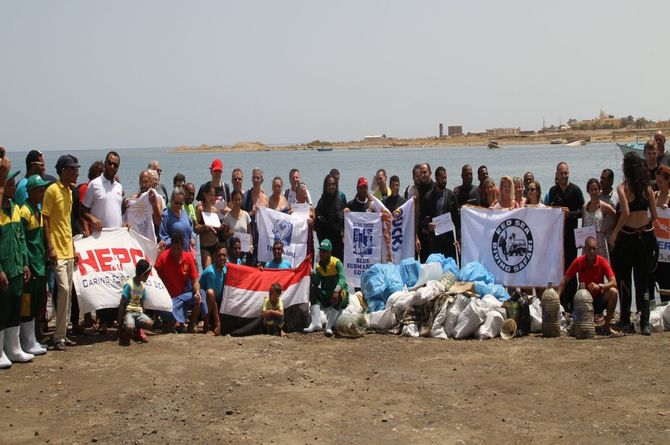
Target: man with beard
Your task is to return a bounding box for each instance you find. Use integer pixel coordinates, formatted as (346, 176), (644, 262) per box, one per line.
(453, 164), (480, 208)
(426, 166), (459, 261)
(546, 162), (584, 312)
(416, 163), (435, 262)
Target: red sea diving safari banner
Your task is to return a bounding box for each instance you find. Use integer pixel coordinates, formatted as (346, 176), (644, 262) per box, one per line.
(460, 206), (564, 287)
(73, 228), (173, 314)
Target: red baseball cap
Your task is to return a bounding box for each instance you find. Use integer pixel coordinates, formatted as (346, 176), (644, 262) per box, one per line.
(210, 159), (223, 172)
(357, 177), (368, 188)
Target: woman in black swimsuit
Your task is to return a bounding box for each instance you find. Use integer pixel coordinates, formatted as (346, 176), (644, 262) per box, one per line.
(610, 152), (658, 334)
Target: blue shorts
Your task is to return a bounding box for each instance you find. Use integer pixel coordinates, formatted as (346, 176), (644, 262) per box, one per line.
(124, 312), (152, 329)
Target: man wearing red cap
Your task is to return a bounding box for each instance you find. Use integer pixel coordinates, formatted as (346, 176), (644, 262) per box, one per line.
(196, 159), (230, 211)
(346, 177), (375, 213)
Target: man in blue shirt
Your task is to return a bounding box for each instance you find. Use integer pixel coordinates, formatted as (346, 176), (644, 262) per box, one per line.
(199, 243), (227, 336)
(264, 241), (292, 269)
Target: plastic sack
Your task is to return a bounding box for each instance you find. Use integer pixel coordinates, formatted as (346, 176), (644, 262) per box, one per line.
(361, 263), (404, 312)
(366, 308), (397, 331)
(662, 304), (670, 331)
(426, 253), (459, 277)
(476, 311), (504, 339)
(411, 280), (446, 307)
(335, 313), (368, 338)
(444, 294), (470, 338)
(412, 263), (444, 290)
(474, 282), (510, 301)
(343, 291), (365, 314)
(529, 298), (542, 333)
(480, 294), (503, 310)
(398, 258), (421, 288)
(429, 296), (452, 339)
(459, 262), (494, 284)
(635, 308), (664, 333)
(454, 298), (487, 339)
(401, 323), (419, 337)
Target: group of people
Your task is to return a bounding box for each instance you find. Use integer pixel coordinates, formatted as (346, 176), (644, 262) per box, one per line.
(0, 131), (668, 365)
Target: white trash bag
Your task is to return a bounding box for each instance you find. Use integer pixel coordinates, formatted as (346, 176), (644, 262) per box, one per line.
(366, 308), (397, 331)
(429, 297), (452, 339)
(412, 263), (444, 290)
(661, 303), (670, 331)
(476, 311), (504, 339)
(444, 294), (470, 338)
(529, 297), (543, 333)
(454, 298), (487, 339)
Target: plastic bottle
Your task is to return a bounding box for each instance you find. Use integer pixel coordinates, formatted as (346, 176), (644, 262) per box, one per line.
(571, 283), (594, 339)
(541, 282), (561, 338)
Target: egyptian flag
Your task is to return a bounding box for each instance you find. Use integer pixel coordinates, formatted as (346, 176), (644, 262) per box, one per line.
(219, 258), (312, 335)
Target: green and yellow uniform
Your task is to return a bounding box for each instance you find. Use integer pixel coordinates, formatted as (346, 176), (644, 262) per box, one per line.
(310, 255), (348, 309)
(20, 202), (47, 320)
(0, 201), (29, 329)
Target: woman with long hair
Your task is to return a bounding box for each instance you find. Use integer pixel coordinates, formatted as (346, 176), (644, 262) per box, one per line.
(513, 176), (525, 207)
(491, 176), (518, 209)
(194, 182), (225, 269)
(223, 190), (253, 264)
(582, 178), (616, 262)
(314, 174), (345, 261)
(524, 180), (545, 207)
(482, 178), (497, 208)
(610, 152), (658, 334)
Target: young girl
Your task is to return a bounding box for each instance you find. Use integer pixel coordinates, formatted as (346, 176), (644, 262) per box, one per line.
(582, 178), (616, 261)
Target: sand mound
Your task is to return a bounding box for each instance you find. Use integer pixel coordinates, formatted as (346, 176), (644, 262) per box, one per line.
(232, 141), (267, 151)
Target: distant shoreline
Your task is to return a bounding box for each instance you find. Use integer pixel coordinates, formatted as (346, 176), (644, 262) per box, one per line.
(171, 128), (660, 153)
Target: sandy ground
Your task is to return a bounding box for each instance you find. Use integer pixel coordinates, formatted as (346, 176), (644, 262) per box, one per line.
(1, 330), (669, 445)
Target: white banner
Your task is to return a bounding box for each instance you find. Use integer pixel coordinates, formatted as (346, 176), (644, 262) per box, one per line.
(654, 207), (670, 263)
(388, 198), (415, 263)
(344, 212), (382, 287)
(73, 228), (173, 314)
(123, 191), (156, 242)
(257, 206), (309, 267)
(461, 206), (564, 287)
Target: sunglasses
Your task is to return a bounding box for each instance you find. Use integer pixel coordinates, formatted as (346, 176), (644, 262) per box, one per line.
(173, 201), (184, 206)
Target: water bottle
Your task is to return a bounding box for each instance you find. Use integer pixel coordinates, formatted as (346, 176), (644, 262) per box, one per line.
(541, 282), (561, 338)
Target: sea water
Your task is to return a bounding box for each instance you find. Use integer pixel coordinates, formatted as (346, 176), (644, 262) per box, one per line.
(8, 142), (623, 201)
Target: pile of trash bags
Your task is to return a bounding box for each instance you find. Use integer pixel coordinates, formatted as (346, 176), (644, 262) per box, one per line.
(340, 255), (523, 340)
(339, 255), (670, 339)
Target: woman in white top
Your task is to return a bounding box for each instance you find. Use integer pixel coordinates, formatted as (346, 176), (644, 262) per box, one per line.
(524, 180), (545, 207)
(223, 190), (253, 260)
(492, 176), (519, 209)
(582, 178), (616, 261)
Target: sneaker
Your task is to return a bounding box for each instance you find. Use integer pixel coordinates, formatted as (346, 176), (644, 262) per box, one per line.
(136, 328), (149, 343)
(641, 325), (652, 336)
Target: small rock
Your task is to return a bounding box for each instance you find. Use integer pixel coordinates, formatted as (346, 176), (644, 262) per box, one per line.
(225, 410), (234, 415)
(34, 431), (39, 436)
(92, 439), (98, 443)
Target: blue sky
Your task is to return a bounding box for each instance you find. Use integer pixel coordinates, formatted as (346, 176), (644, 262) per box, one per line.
(1, 0), (667, 150)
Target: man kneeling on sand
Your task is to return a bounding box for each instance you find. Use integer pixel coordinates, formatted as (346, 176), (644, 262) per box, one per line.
(557, 236), (619, 335)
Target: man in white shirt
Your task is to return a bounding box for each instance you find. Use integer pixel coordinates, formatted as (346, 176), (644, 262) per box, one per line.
(82, 151), (124, 231)
(285, 168), (312, 205)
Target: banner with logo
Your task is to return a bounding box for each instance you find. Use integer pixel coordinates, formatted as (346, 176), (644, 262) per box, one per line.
(344, 212), (382, 287)
(383, 198), (415, 263)
(257, 206), (309, 267)
(654, 207), (670, 263)
(73, 228), (173, 314)
(123, 190), (157, 242)
(461, 206), (564, 287)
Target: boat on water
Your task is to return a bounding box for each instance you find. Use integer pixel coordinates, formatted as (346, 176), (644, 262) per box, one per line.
(316, 146), (333, 152)
(550, 138), (566, 145)
(565, 140), (587, 147)
(616, 142), (644, 157)
(487, 140), (502, 149)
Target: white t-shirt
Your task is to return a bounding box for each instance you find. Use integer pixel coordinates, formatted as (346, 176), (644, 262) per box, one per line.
(83, 175), (124, 228)
(285, 188), (312, 206)
(222, 210), (251, 234)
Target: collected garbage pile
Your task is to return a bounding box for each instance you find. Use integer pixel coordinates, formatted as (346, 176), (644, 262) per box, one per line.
(336, 254), (670, 339)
